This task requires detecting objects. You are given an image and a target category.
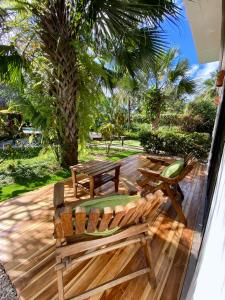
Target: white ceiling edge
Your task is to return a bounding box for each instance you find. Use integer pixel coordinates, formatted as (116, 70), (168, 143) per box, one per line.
(183, 0), (222, 64)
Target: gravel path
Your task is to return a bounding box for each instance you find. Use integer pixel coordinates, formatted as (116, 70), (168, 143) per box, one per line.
(0, 263), (18, 300)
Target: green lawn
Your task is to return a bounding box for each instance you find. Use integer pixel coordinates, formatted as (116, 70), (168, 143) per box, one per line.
(0, 147), (142, 202)
(111, 139), (141, 147)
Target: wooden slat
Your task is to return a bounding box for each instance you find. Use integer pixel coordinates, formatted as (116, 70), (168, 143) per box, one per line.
(70, 160), (99, 172)
(88, 163), (120, 177)
(75, 207), (86, 234)
(81, 174), (115, 190)
(84, 161), (117, 175)
(69, 268), (150, 300)
(53, 183), (64, 208)
(109, 206), (126, 230)
(73, 161), (115, 175)
(87, 208), (100, 233)
(60, 206), (73, 237)
(98, 207), (113, 232)
(119, 202), (137, 228)
(56, 224), (149, 258)
(127, 198), (147, 225)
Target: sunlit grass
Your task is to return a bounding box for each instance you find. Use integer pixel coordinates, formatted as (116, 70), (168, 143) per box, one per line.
(0, 147), (141, 202)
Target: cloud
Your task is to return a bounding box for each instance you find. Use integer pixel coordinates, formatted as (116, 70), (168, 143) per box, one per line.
(186, 64), (199, 77)
(174, 0), (184, 8)
(186, 61), (219, 101)
(194, 61), (219, 81)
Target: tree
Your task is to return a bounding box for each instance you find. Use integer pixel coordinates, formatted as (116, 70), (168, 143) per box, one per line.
(187, 98), (217, 133)
(1, 0), (179, 167)
(201, 72), (217, 100)
(144, 48), (196, 129)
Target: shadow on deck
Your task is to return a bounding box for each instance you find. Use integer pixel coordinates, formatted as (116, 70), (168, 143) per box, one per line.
(0, 154), (207, 300)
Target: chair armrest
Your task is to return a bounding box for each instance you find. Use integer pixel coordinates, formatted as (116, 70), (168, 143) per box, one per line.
(138, 168), (161, 179)
(138, 168), (178, 184)
(147, 157), (172, 166)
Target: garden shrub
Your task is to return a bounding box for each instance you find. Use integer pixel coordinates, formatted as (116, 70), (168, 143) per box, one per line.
(0, 146), (43, 160)
(179, 115), (203, 132)
(130, 122), (151, 132)
(187, 98), (217, 133)
(159, 114), (182, 127)
(139, 129), (211, 159)
(124, 130), (139, 140)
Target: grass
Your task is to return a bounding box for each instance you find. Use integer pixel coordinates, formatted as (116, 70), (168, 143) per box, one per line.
(111, 139), (141, 147)
(0, 146), (142, 202)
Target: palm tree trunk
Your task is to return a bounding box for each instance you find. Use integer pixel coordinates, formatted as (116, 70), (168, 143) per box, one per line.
(37, 1), (79, 167)
(152, 110), (161, 130)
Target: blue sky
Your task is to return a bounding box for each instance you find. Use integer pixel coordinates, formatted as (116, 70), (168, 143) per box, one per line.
(162, 0), (219, 94)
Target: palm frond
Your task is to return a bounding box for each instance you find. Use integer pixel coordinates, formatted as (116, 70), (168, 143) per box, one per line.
(176, 77), (196, 96)
(0, 45), (26, 83)
(168, 59), (189, 82)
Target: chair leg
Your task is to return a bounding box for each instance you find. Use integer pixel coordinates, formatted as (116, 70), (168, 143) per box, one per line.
(177, 184), (184, 202)
(165, 185), (187, 226)
(142, 238), (157, 289)
(56, 257), (64, 300)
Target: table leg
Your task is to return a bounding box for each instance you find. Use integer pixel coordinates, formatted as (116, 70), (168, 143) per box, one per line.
(115, 166), (120, 193)
(71, 169), (78, 198)
(90, 176), (95, 198)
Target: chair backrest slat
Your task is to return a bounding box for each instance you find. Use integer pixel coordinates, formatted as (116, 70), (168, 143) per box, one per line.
(87, 208), (100, 233)
(127, 198), (146, 225)
(143, 191), (163, 217)
(75, 207), (86, 234)
(98, 207), (113, 232)
(53, 182), (64, 208)
(60, 207), (73, 237)
(108, 206), (125, 230)
(119, 202), (137, 228)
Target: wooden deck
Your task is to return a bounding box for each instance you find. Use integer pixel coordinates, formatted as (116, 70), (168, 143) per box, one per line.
(0, 154), (207, 300)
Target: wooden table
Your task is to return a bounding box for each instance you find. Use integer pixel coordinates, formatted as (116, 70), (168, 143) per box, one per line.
(70, 160), (121, 198)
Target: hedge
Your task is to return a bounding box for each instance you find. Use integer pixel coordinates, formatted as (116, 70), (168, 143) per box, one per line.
(139, 129), (211, 159)
(159, 113), (215, 134)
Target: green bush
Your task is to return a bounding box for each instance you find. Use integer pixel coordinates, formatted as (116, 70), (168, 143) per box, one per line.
(187, 98), (217, 133)
(123, 130), (139, 140)
(179, 115), (203, 132)
(0, 146), (43, 160)
(139, 129), (211, 159)
(130, 122), (151, 132)
(159, 114), (182, 127)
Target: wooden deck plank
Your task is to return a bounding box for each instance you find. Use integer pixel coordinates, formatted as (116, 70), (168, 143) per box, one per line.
(0, 154), (207, 300)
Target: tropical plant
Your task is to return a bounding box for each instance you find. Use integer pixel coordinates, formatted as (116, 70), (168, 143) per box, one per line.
(144, 48), (196, 129)
(140, 128), (211, 159)
(201, 72), (217, 100)
(187, 97), (217, 133)
(0, 0), (180, 167)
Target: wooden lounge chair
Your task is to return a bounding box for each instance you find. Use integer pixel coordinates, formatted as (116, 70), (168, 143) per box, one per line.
(53, 183), (165, 300)
(137, 153), (197, 226)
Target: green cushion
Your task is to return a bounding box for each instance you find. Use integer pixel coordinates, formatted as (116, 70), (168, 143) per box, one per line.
(85, 227), (120, 237)
(77, 194), (140, 214)
(160, 159), (184, 178)
(73, 194), (140, 237)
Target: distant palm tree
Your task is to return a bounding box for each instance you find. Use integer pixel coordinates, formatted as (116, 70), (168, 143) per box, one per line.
(1, 0), (179, 166)
(201, 72), (217, 99)
(144, 48), (196, 129)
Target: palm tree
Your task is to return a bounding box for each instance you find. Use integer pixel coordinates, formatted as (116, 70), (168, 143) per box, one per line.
(144, 48), (196, 129)
(1, 0), (179, 167)
(201, 72), (217, 99)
